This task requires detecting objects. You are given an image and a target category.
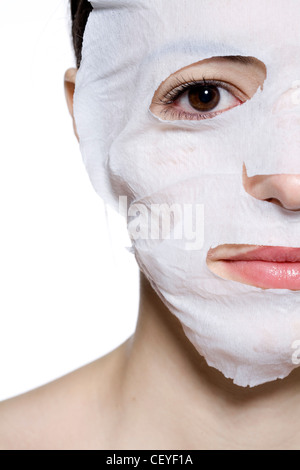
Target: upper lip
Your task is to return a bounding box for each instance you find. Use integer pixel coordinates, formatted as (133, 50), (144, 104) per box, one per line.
(208, 246), (300, 263)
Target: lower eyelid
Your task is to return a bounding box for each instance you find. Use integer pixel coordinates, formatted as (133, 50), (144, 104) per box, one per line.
(161, 108), (228, 122)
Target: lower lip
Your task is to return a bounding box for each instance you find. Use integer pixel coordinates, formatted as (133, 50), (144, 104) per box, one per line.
(220, 260), (300, 289)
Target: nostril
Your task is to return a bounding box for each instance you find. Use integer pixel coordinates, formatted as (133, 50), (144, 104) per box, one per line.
(243, 164), (300, 211)
(265, 197), (292, 208)
(264, 197), (300, 212)
(264, 197), (290, 209)
(264, 197), (281, 205)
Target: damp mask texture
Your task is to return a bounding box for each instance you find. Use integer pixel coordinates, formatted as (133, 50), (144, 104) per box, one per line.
(74, 0), (300, 387)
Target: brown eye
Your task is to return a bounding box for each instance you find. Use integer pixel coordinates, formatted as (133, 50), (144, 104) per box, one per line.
(188, 85), (220, 112)
(152, 79), (244, 121)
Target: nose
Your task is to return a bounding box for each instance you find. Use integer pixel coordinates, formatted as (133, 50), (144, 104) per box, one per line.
(242, 163), (300, 211)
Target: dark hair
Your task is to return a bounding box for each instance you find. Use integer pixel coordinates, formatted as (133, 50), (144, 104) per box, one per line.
(70, 0), (93, 68)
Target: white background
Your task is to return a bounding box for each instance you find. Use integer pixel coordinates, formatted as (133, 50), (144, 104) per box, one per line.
(0, 0), (139, 400)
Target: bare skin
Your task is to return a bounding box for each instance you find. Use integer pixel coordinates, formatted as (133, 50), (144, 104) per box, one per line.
(1, 64), (300, 450)
(2, 270), (300, 450)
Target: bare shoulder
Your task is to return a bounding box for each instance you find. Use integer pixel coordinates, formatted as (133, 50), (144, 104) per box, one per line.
(0, 343), (126, 450)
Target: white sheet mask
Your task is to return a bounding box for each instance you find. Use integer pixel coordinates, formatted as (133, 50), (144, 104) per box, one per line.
(74, 0), (300, 387)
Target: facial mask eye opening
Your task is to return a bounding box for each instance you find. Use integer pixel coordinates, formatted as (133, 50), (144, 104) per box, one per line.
(149, 56), (267, 122)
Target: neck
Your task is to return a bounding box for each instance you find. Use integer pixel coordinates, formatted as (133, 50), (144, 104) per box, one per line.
(116, 271), (300, 449)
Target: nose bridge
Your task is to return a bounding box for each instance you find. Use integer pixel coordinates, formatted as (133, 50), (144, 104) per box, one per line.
(272, 82), (300, 132)
(242, 80), (300, 177)
(272, 81), (300, 114)
(270, 84), (300, 179)
(243, 80), (300, 210)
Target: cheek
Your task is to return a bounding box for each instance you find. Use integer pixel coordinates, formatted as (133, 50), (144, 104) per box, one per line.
(107, 100), (252, 205)
(107, 128), (201, 201)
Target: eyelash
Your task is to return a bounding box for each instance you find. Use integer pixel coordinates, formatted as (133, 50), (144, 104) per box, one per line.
(154, 75), (243, 121)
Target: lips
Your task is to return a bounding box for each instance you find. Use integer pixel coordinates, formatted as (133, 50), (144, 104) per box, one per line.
(207, 245), (300, 290)
(219, 246), (300, 263)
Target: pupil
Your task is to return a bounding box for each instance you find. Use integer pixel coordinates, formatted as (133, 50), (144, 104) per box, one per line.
(188, 85), (220, 112)
(200, 87), (214, 103)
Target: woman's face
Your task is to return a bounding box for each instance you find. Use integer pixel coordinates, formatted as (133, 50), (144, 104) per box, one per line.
(74, 0), (300, 387)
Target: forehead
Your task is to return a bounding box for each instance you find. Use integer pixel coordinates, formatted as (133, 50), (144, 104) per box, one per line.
(83, 0), (300, 90)
(90, 0), (300, 55)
